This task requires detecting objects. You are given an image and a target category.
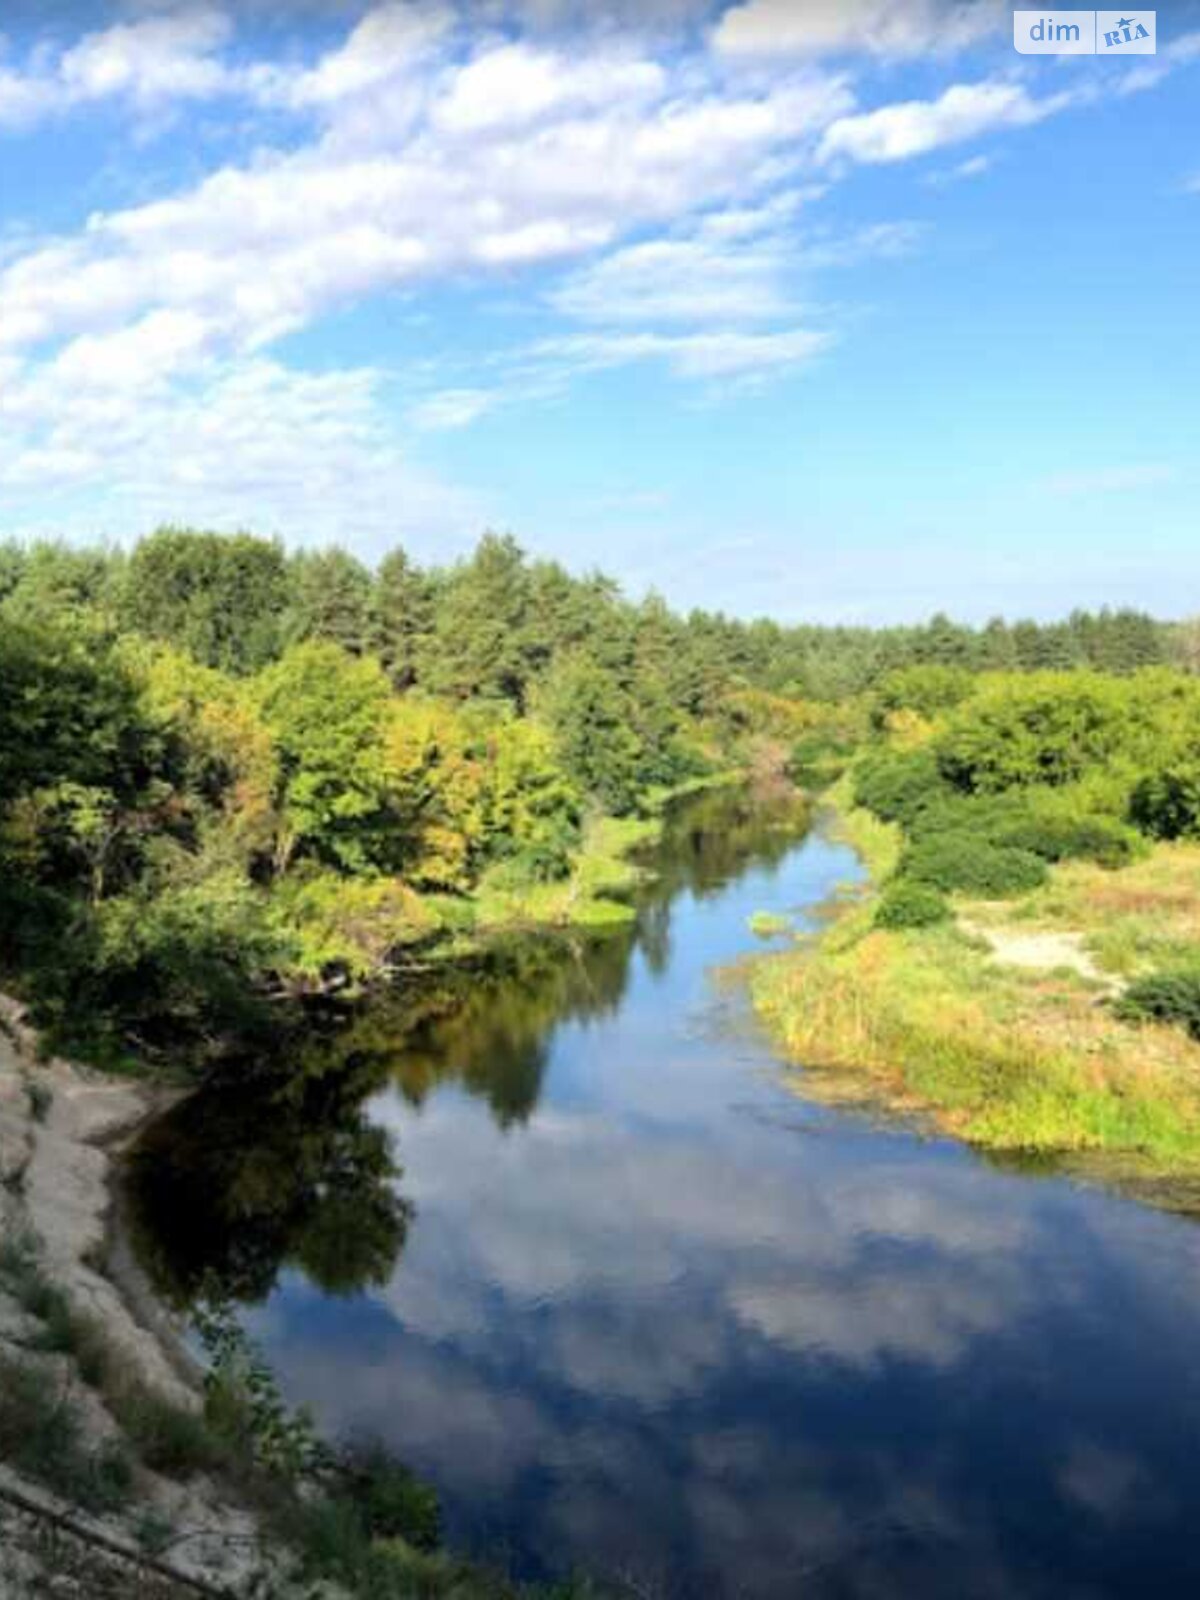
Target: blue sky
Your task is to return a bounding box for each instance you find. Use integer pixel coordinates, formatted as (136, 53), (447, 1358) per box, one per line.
(0, 0), (1197, 622)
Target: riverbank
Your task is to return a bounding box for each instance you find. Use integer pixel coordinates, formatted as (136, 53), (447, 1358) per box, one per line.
(751, 778), (1200, 1204)
(0, 996), (604, 1598)
(461, 770), (748, 938)
(0, 997), (274, 1596)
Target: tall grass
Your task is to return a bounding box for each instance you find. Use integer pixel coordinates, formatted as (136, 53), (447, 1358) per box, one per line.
(752, 918), (1200, 1165)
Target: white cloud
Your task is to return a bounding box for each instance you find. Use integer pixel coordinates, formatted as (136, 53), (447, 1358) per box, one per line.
(924, 151), (994, 185)
(408, 388), (497, 430)
(0, 45), (852, 376)
(536, 325), (831, 379)
(796, 218), (923, 265)
(0, 354), (479, 557)
(0, 65), (55, 130)
(433, 42), (664, 135)
(1116, 27), (1200, 95)
(0, 0), (1184, 545)
(58, 8), (234, 107)
(819, 79), (1077, 165)
(51, 309), (212, 389)
(714, 0), (1004, 59)
(550, 218), (916, 331)
(551, 236), (794, 325)
(0, 9), (863, 531)
(266, 2), (453, 110)
(0, 6), (244, 128)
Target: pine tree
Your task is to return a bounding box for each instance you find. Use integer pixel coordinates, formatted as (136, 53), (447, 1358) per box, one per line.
(373, 547), (436, 690)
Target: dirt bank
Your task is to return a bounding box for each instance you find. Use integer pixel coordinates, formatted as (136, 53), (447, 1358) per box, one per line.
(0, 995), (285, 1598)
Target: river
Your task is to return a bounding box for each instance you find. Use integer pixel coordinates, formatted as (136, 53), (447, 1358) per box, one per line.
(126, 786), (1200, 1599)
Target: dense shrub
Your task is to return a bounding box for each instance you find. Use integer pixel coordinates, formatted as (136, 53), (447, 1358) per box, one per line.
(902, 833), (1047, 897)
(1129, 767), (1200, 841)
(934, 673), (1139, 794)
(874, 879), (950, 929)
(872, 664), (975, 727)
(904, 792), (1017, 841)
(900, 784), (1140, 869)
(1115, 969), (1200, 1040)
(853, 747), (948, 826)
(993, 811), (1141, 868)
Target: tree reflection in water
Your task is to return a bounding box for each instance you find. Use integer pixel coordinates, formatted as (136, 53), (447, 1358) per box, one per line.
(126, 783), (807, 1309)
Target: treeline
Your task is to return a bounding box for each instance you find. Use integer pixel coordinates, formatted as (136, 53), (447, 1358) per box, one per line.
(0, 528), (1181, 706)
(0, 529), (791, 1069)
(0, 523), (1193, 1074)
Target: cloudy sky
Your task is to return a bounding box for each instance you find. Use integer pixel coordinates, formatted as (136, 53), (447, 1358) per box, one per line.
(1, 0), (1198, 620)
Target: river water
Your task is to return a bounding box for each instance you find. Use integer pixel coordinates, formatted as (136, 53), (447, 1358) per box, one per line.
(128, 787), (1200, 1598)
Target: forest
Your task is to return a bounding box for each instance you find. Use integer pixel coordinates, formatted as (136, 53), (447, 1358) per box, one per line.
(0, 524), (1192, 1076)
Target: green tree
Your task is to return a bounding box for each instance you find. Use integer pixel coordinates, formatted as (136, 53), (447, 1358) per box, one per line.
(541, 656), (643, 814)
(286, 547), (373, 655)
(425, 532), (532, 708)
(372, 548), (436, 690)
(481, 719), (581, 878)
(255, 643), (395, 873)
(121, 528), (288, 674)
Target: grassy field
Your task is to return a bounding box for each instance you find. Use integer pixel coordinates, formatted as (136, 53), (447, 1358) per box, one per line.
(751, 789), (1200, 1185)
(996, 842), (1200, 979)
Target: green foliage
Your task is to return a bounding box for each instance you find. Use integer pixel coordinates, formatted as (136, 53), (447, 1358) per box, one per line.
(1130, 766), (1200, 841)
(197, 1300), (330, 1479)
(0, 526), (1190, 1078)
(121, 527), (289, 674)
(903, 789), (1141, 869)
(0, 614), (150, 807)
(902, 833), (1048, 896)
(116, 1389), (225, 1479)
(270, 870), (437, 982)
(874, 879), (950, 928)
(425, 532), (535, 708)
(853, 746), (948, 826)
(481, 719), (581, 881)
(992, 807), (1141, 867)
(934, 671), (1170, 795)
(540, 656), (645, 815)
(337, 1439), (441, 1550)
(1115, 969), (1200, 1040)
(872, 663), (975, 726)
(256, 641), (395, 873)
(286, 546), (374, 655)
(373, 547), (435, 689)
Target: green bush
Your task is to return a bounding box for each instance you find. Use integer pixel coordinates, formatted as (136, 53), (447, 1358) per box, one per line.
(934, 672), (1140, 794)
(338, 1439), (442, 1551)
(871, 664), (975, 727)
(1129, 767), (1200, 841)
(993, 811), (1141, 868)
(853, 747), (948, 826)
(905, 792), (1018, 842)
(1115, 968), (1200, 1039)
(874, 879), (950, 929)
(901, 785), (1141, 868)
(902, 833), (1047, 897)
